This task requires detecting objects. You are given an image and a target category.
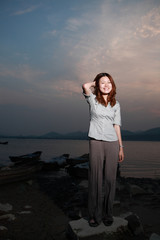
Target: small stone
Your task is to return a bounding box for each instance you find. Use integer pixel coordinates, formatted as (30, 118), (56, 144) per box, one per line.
(24, 205), (32, 209)
(18, 211), (32, 214)
(0, 226), (8, 231)
(26, 180), (33, 185)
(78, 180), (88, 188)
(0, 203), (13, 212)
(128, 184), (146, 196)
(113, 200), (120, 207)
(0, 214), (16, 221)
(150, 233), (160, 240)
(116, 181), (125, 191)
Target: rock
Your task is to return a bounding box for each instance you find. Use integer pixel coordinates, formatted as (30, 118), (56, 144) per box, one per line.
(0, 225), (8, 239)
(67, 217), (128, 240)
(150, 233), (160, 240)
(125, 213), (143, 235)
(18, 211), (32, 214)
(0, 226), (8, 231)
(43, 154), (70, 170)
(0, 214), (16, 221)
(26, 180), (33, 185)
(68, 210), (81, 220)
(51, 154), (69, 166)
(113, 200), (120, 207)
(67, 162), (89, 179)
(0, 226), (8, 240)
(0, 203), (13, 212)
(120, 212), (133, 219)
(24, 205), (32, 209)
(67, 154), (89, 166)
(116, 181), (126, 192)
(78, 180), (88, 188)
(1, 166), (12, 171)
(128, 184), (146, 196)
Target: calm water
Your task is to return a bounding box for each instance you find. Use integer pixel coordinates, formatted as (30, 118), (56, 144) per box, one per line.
(0, 139), (160, 179)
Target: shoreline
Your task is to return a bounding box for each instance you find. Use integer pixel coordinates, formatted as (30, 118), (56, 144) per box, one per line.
(1, 140), (160, 182)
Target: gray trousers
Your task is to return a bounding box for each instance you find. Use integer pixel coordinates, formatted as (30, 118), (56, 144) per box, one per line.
(88, 139), (119, 224)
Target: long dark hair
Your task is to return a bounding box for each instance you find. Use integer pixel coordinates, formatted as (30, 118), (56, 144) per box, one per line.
(93, 72), (116, 107)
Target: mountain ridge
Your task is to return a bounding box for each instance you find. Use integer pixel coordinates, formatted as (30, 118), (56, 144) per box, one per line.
(0, 127), (160, 141)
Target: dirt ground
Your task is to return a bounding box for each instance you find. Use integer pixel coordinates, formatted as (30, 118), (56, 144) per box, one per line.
(0, 170), (160, 240)
(0, 177), (68, 240)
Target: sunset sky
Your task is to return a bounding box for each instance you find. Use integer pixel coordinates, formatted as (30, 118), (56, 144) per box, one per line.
(0, 0), (160, 136)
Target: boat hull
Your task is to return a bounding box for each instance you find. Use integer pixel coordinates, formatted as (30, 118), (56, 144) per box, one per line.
(0, 162), (43, 185)
(9, 151), (42, 164)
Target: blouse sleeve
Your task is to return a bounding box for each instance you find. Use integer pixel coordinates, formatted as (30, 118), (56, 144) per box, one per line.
(113, 101), (122, 126)
(82, 91), (95, 105)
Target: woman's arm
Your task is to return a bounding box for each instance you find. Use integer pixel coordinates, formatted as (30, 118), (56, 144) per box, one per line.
(82, 82), (96, 95)
(114, 124), (124, 162)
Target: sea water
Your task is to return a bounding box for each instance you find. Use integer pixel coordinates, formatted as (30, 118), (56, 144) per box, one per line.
(0, 139), (160, 179)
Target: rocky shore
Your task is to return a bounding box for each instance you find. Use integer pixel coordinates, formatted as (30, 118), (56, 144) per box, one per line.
(0, 154), (160, 240)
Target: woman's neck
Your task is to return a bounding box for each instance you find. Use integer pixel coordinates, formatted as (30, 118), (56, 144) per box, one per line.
(102, 94), (108, 102)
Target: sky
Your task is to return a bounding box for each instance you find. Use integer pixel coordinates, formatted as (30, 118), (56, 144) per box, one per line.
(0, 0), (160, 136)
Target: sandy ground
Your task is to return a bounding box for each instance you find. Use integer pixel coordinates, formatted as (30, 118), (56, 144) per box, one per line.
(0, 169), (160, 240)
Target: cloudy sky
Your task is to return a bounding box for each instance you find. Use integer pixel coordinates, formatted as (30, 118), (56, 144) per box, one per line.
(0, 0), (160, 136)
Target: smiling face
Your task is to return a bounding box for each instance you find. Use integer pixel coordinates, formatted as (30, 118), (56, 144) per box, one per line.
(99, 76), (112, 95)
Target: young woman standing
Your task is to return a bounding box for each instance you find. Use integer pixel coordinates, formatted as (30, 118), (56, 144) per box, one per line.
(82, 72), (124, 227)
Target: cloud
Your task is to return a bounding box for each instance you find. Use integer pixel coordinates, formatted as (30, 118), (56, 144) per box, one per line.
(57, 2), (160, 92)
(151, 109), (160, 117)
(0, 86), (43, 108)
(1, 0), (160, 134)
(65, 17), (90, 31)
(0, 64), (47, 101)
(0, 64), (45, 84)
(43, 29), (58, 39)
(135, 7), (160, 38)
(12, 5), (39, 16)
(4, 1), (160, 103)
(48, 30), (57, 36)
(50, 0), (160, 128)
(50, 79), (81, 97)
(39, 4), (160, 133)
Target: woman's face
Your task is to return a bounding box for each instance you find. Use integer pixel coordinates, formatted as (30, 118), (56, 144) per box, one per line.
(99, 76), (112, 95)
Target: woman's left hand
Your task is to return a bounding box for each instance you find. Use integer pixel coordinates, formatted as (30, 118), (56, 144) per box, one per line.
(118, 148), (124, 162)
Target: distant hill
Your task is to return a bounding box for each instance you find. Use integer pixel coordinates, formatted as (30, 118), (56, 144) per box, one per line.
(121, 127), (160, 141)
(40, 128), (160, 141)
(0, 127), (160, 141)
(39, 131), (63, 139)
(39, 131), (88, 140)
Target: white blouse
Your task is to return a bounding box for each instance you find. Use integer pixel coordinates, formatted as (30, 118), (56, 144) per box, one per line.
(83, 92), (121, 142)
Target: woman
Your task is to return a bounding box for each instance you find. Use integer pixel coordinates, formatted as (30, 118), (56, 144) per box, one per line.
(82, 72), (124, 227)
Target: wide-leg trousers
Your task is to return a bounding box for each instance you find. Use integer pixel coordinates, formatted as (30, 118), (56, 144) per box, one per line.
(88, 139), (119, 224)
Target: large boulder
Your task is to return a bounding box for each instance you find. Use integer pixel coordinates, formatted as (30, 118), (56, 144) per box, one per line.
(150, 233), (160, 240)
(124, 213), (144, 236)
(42, 154), (70, 170)
(127, 184), (146, 196)
(66, 162), (89, 179)
(67, 154), (89, 166)
(67, 217), (128, 240)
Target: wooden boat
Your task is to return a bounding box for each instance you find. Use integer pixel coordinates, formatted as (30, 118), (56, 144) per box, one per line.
(0, 141), (8, 145)
(0, 162), (43, 185)
(9, 151), (42, 164)
(42, 154), (70, 171)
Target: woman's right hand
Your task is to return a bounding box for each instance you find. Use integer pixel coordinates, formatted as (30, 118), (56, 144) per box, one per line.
(82, 82), (95, 95)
